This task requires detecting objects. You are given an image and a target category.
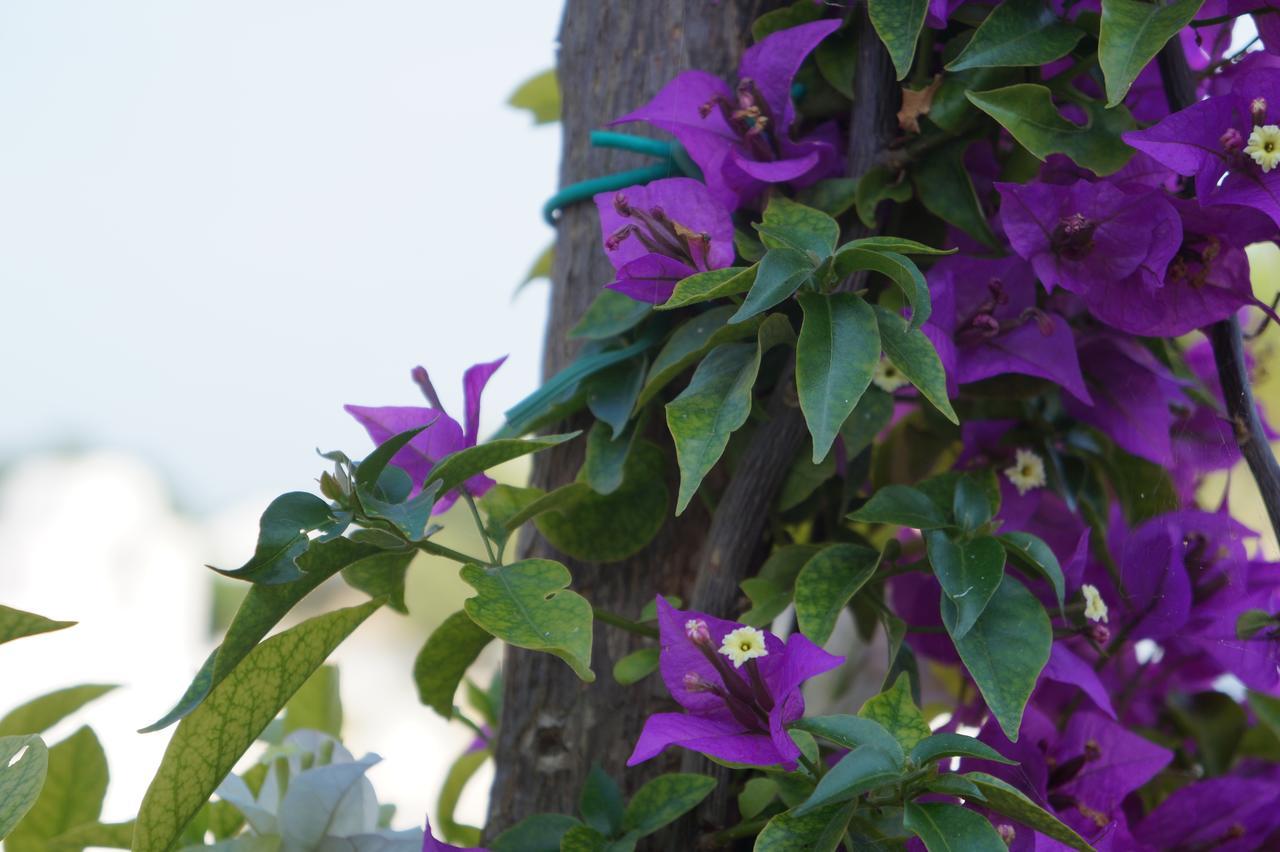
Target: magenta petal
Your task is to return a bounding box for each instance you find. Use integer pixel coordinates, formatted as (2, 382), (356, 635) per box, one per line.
(738, 19), (841, 135)
(344, 405), (463, 489)
(627, 712), (781, 767)
(957, 317), (1091, 403)
(424, 814), (488, 851)
(1122, 97), (1234, 183)
(462, 357), (506, 446)
(1120, 519), (1193, 640)
(1042, 643), (1116, 719)
(728, 147), (822, 183)
(607, 253), (695, 304)
(770, 632), (844, 699)
(595, 177), (735, 270)
(1054, 712), (1172, 815)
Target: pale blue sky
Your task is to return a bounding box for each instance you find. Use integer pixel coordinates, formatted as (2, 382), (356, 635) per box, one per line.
(0, 1), (562, 510)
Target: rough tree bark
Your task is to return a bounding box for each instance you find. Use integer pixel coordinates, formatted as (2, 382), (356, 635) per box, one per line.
(486, 2), (902, 846)
(485, 0), (779, 842)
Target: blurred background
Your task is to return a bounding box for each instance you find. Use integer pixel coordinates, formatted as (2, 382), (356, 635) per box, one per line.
(0, 0), (562, 831)
(2, 1), (1280, 840)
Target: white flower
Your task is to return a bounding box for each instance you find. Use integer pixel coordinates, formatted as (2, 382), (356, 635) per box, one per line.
(1245, 124), (1280, 173)
(1082, 584), (1109, 623)
(1003, 448), (1047, 496)
(718, 626), (769, 668)
(872, 357), (909, 393)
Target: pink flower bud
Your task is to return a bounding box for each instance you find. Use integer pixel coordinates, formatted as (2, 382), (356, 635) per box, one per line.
(682, 672), (716, 693)
(685, 619), (712, 646)
(1221, 127), (1245, 152)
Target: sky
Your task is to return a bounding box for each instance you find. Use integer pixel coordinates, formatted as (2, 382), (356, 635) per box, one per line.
(0, 0), (563, 513)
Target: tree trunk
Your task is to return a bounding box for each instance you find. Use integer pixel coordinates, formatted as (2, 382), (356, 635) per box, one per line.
(486, 1), (901, 845)
(484, 0), (777, 841)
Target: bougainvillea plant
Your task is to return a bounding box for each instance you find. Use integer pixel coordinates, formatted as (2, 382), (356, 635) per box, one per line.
(6, 1), (1280, 850)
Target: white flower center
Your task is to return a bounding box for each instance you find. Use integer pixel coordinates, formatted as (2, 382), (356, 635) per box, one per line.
(1082, 584), (1109, 623)
(718, 626), (768, 668)
(1003, 448), (1047, 496)
(1245, 125), (1280, 173)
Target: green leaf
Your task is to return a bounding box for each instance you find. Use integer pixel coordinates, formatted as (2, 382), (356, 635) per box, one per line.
(462, 559), (594, 681)
(612, 647), (660, 686)
(491, 813), (582, 852)
(623, 773), (716, 836)
(282, 664), (342, 738)
(661, 266), (757, 310)
(796, 293), (879, 462)
(438, 747), (489, 846)
(924, 774), (987, 801)
(966, 85), (1135, 176)
(143, 537), (380, 732)
(132, 600), (381, 852)
(353, 425), (431, 492)
(1248, 690), (1280, 739)
(667, 339), (761, 514)
(963, 772), (1095, 851)
(639, 307), (759, 411)
(1237, 609), (1278, 640)
(841, 236), (956, 257)
(341, 549), (415, 613)
(753, 0), (823, 41)
(582, 421), (634, 496)
(46, 821), (134, 850)
(911, 144), (998, 248)
(859, 672), (932, 753)
(908, 733), (1017, 766)
(738, 777), (779, 819)
(741, 544), (823, 627)
(560, 824), (608, 851)
(756, 196), (840, 260)
(213, 492), (340, 585)
(536, 441), (668, 563)
(1167, 690), (1247, 776)
(756, 802), (853, 852)
(849, 484), (949, 530)
(586, 357), (646, 439)
(579, 765), (624, 837)
(873, 305), (959, 424)
(0, 735), (47, 840)
(0, 685), (117, 737)
(904, 802), (1005, 852)
(999, 532), (1066, 609)
(833, 249), (930, 330)
(1099, 0), (1204, 107)
(839, 387), (894, 459)
(508, 68), (559, 124)
(943, 575), (1050, 741)
(0, 605), (74, 646)
(792, 715), (905, 767)
(518, 242), (554, 292)
(482, 484), (592, 552)
(946, 0), (1083, 71)
(794, 544), (880, 646)
(729, 248), (813, 324)
(5, 726), (108, 852)
(814, 28), (858, 99)
(778, 443), (838, 512)
(796, 746), (902, 815)
(570, 289), (651, 340)
(855, 165), (913, 228)
(926, 532), (1006, 640)
(868, 0), (929, 80)
(426, 433), (579, 496)
(953, 475), (993, 531)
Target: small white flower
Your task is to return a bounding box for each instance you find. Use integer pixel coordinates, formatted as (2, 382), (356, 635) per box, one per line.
(872, 357), (908, 393)
(1003, 448), (1047, 496)
(718, 626), (769, 668)
(1082, 584), (1109, 623)
(1244, 124), (1280, 173)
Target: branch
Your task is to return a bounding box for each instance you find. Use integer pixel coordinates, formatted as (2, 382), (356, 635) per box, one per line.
(1158, 41), (1280, 542)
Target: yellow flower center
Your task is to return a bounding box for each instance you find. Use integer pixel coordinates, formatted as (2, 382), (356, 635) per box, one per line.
(872, 357), (909, 393)
(718, 626), (768, 668)
(1003, 448), (1047, 496)
(1244, 124), (1280, 173)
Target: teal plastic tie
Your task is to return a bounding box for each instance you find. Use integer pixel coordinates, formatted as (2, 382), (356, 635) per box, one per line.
(542, 131), (700, 224)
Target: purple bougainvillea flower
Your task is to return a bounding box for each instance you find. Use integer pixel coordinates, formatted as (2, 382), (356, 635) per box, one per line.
(594, 177), (735, 303)
(628, 597), (842, 769)
(923, 254), (1090, 401)
(424, 815), (488, 852)
(1135, 771), (1280, 852)
(345, 357), (506, 512)
(998, 179), (1186, 335)
(1124, 66), (1280, 228)
(613, 19), (842, 208)
(1062, 332), (1188, 465)
(1039, 642), (1117, 720)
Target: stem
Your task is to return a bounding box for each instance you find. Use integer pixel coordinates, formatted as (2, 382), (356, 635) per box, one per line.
(799, 753), (824, 779)
(706, 816), (770, 844)
(414, 539), (486, 565)
(592, 606), (659, 638)
(463, 493), (499, 565)
(1158, 41), (1280, 546)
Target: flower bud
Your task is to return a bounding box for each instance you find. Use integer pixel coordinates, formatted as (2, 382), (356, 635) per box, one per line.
(1089, 623), (1111, 645)
(1253, 97), (1268, 126)
(1221, 127), (1245, 152)
(685, 619), (713, 647)
(997, 824), (1016, 846)
(682, 672), (717, 693)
